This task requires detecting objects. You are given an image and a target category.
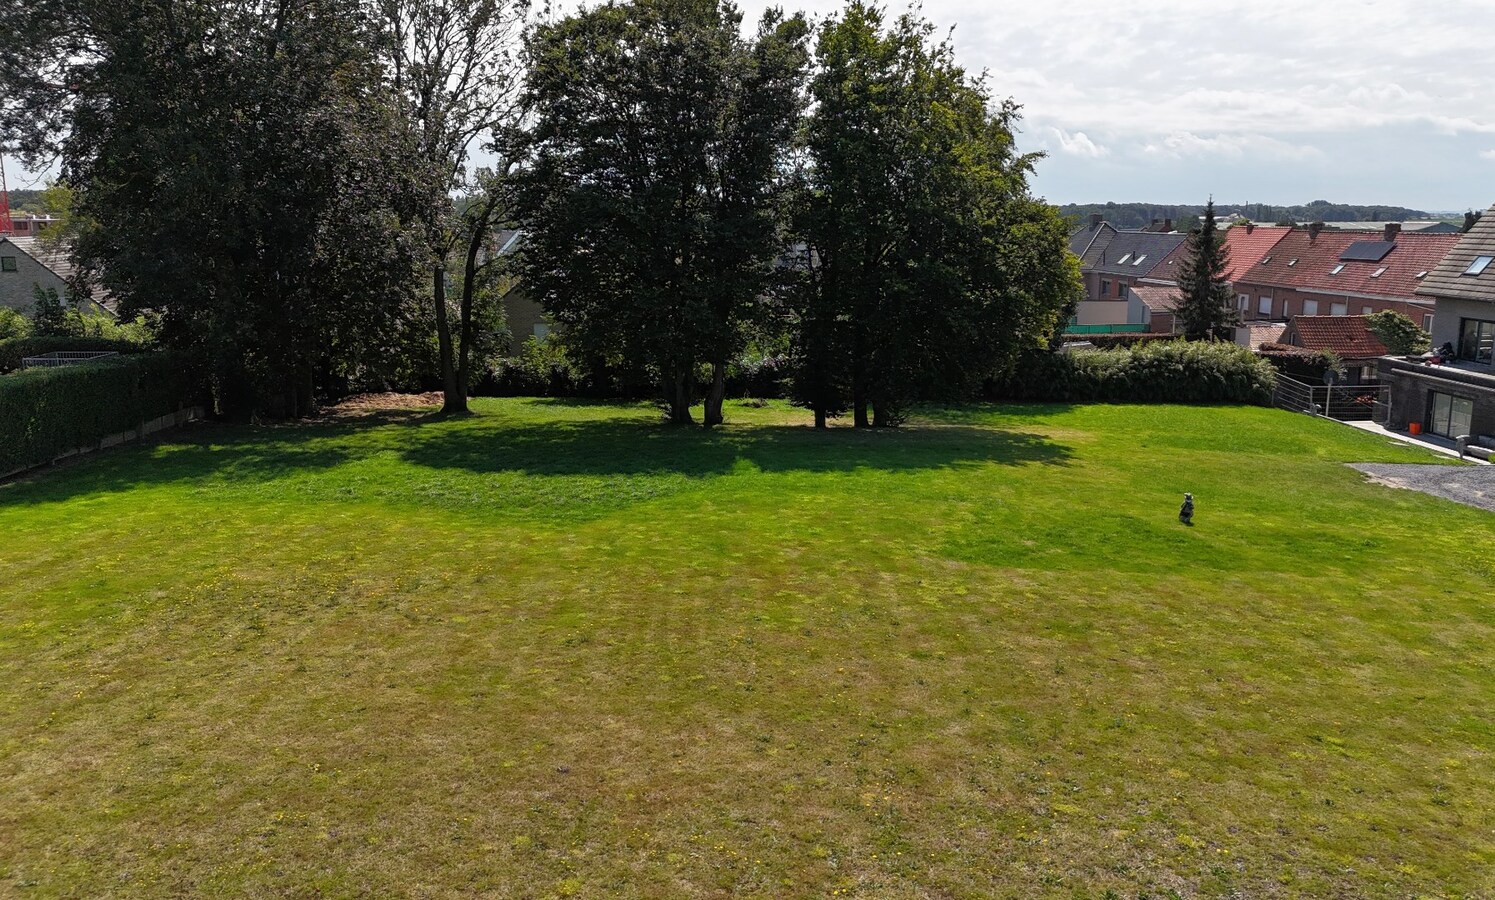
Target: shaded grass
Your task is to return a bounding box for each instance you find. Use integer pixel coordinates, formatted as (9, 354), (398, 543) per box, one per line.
(0, 399), (1491, 898)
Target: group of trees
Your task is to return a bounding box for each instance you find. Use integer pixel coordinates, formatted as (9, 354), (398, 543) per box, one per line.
(0, 0), (1081, 424)
(515, 1), (1080, 427)
(3, 0), (526, 417)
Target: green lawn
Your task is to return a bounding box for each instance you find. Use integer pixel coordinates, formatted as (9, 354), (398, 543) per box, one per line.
(1, 399), (1491, 898)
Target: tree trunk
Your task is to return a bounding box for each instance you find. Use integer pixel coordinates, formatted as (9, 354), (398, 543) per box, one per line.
(814, 406), (827, 429)
(665, 368), (694, 425)
(434, 264), (466, 414)
(702, 362), (726, 428)
(872, 398), (893, 428)
(852, 328), (869, 428)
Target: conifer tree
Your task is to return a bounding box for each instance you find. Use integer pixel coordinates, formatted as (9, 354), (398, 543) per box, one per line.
(1173, 199), (1240, 341)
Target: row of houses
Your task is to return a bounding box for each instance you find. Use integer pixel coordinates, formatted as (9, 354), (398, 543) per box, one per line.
(1071, 206), (1495, 446)
(1068, 215), (1466, 334)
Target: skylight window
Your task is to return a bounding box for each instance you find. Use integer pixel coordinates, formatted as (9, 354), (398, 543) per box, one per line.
(1464, 255), (1494, 276)
(1115, 253), (1132, 265)
(1415, 270), (1429, 279)
(1261, 256), (1272, 264)
(1330, 264), (1346, 275)
(1131, 254), (1147, 266)
(1371, 267), (1387, 278)
(1287, 258), (1298, 266)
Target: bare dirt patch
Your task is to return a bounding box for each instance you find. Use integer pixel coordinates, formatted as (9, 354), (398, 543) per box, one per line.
(316, 392), (444, 420)
(1349, 462), (1495, 513)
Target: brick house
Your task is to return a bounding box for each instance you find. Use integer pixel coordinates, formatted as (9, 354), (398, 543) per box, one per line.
(1279, 315), (1388, 385)
(1132, 223), (1293, 332)
(1379, 203), (1495, 442)
(1230, 224), (1458, 327)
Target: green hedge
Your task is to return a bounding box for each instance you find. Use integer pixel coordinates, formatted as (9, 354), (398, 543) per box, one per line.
(0, 354), (199, 476)
(990, 340), (1277, 405)
(1070, 332), (1180, 350)
(0, 336), (147, 374)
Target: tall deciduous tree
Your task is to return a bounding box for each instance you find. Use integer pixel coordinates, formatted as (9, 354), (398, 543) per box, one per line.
(790, 3), (1079, 427)
(377, 0), (528, 414)
(515, 0), (809, 426)
(1173, 199), (1240, 341)
(1, 0), (425, 416)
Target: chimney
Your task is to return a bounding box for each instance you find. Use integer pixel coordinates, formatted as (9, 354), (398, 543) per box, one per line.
(1089, 213), (1104, 228)
(1163, 218), (1173, 232)
(1308, 222), (1323, 239)
(1464, 211), (1480, 232)
(1384, 223), (1401, 241)
(1245, 222), (1255, 234)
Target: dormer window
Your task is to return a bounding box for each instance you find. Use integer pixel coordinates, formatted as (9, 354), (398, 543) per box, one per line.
(1464, 255), (1494, 276)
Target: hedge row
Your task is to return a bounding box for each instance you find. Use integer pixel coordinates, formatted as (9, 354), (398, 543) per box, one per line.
(1066, 332), (1180, 350)
(0, 335), (147, 373)
(0, 353), (199, 476)
(990, 341), (1277, 405)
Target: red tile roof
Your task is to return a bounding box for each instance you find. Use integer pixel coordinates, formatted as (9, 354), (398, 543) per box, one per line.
(1129, 284), (1178, 313)
(1240, 322), (1287, 350)
(1284, 315), (1388, 358)
(1220, 225), (1293, 282)
(1138, 224), (1292, 284)
(1240, 228), (1459, 301)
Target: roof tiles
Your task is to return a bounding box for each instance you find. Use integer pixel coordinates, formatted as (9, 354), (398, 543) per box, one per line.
(1285, 315), (1389, 359)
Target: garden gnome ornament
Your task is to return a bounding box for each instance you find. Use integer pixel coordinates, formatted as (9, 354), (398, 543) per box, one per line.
(1179, 493), (1194, 526)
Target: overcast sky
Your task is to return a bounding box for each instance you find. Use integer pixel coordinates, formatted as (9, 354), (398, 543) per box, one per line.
(745, 0), (1495, 212)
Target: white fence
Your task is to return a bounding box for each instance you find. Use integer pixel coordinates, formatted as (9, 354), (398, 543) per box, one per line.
(20, 351), (120, 369)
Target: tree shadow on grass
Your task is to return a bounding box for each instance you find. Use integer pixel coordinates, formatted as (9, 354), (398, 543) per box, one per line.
(0, 408), (1072, 508)
(396, 417), (1073, 479)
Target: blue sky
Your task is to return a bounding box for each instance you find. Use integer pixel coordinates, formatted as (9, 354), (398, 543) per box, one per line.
(746, 0), (1495, 212)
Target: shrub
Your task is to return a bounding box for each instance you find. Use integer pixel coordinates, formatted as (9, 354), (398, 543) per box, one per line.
(0, 308), (32, 340)
(0, 353), (200, 476)
(481, 337), (591, 397)
(0, 335), (149, 374)
(989, 340), (1276, 405)
(724, 354), (788, 398)
(1257, 344), (1344, 381)
(1364, 310), (1430, 355)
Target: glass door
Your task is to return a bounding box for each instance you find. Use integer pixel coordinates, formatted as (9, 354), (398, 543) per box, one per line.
(1428, 392), (1474, 438)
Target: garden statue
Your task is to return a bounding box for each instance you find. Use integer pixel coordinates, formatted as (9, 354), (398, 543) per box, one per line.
(1179, 493), (1194, 526)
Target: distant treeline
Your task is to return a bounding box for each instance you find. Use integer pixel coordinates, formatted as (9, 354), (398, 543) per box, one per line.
(1058, 200), (1436, 229)
(5, 190), (47, 213)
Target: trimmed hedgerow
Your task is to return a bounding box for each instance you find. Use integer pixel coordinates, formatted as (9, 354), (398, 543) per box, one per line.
(0, 336), (147, 374)
(0, 353), (199, 476)
(1069, 332), (1180, 350)
(990, 340), (1276, 405)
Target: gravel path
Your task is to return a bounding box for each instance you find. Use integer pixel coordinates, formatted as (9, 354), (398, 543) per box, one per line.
(1349, 463), (1495, 513)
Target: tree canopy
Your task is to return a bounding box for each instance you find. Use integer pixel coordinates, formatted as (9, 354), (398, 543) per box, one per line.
(1172, 200), (1240, 342)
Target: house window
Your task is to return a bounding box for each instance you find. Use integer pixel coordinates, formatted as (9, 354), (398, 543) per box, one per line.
(0, 257), (15, 272)
(1361, 306), (1373, 314)
(1257, 296), (1272, 316)
(1428, 391), (1474, 439)
(1423, 313), (1434, 330)
(1100, 279), (1111, 298)
(1370, 267), (1386, 278)
(1115, 253), (1132, 265)
(1463, 255), (1493, 276)
(533, 323), (551, 341)
(1330, 302), (1348, 316)
(1237, 294), (1249, 311)
(1330, 264), (1346, 275)
(1458, 318), (1495, 364)
(1282, 301), (1292, 318)
(1131, 254), (1147, 267)
(1116, 280), (1126, 297)
(1303, 299), (1319, 315)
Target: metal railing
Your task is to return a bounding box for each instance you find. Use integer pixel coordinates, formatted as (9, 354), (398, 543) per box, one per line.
(20, 351), (120, 369)
(1273, 374), (1388, 422)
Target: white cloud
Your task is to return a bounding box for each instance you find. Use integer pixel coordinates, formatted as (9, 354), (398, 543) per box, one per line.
(1049, 128), (1108, 158)
(1481, 149), (1495, 162)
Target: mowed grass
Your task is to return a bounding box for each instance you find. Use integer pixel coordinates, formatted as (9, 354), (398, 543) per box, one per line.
(1, 398), (1491, 898)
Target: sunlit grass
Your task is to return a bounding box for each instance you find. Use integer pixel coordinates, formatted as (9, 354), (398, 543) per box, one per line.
(1, 398), (1490, 897)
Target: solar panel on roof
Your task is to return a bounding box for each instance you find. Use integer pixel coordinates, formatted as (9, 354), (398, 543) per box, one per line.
(1339, 241), (1395, 262)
